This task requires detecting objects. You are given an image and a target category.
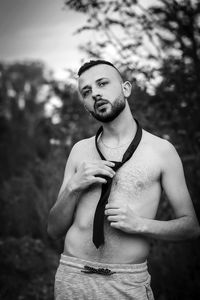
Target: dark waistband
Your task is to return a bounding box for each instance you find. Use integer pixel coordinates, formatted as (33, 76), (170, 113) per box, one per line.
(60, 254), (148, 274)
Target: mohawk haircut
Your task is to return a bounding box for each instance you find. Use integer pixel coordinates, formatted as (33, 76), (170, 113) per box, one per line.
(77, 59), (122, 78)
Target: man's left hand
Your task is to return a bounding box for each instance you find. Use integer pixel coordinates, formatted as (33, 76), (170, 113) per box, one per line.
(105, 203), (143, 234)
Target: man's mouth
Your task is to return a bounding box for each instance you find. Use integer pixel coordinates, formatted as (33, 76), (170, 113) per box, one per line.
(95, 100), (109, 110)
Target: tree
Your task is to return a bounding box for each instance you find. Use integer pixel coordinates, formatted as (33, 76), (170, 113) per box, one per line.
(64, 0), (200, 91)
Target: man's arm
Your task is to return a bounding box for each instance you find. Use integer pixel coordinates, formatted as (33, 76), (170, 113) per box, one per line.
(47, 143), (80, 239)
(146, 141), (200, 240)
(105, 141), (200, 240)
(47, 141), (116, 239)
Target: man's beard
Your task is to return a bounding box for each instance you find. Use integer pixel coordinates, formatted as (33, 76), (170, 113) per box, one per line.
(89, 97), (126, 123)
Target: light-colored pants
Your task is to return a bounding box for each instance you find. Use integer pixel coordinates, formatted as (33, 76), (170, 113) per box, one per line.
(55, 254), (154, 300)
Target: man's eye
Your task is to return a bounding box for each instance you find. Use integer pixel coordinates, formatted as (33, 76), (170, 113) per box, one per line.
(83, 90), (90, 97)
(99, 81), (108, 87)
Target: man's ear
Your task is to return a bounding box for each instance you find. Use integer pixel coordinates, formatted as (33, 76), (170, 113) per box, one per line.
(122, 81), (132, 98)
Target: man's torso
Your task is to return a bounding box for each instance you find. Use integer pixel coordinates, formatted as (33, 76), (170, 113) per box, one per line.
(64, 130), (164, 263)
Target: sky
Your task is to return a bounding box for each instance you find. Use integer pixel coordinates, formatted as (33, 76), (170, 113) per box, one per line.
(0, 0), (90, 79)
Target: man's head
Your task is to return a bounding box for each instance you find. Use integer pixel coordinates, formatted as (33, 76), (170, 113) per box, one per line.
(78, 60), (132, 123)
(78, 60), (121, 78)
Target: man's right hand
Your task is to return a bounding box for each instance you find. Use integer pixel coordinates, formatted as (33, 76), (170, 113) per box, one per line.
(68, 160), (115, 192)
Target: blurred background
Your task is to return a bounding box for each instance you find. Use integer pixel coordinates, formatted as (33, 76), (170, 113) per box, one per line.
(0, 0), (200, 299)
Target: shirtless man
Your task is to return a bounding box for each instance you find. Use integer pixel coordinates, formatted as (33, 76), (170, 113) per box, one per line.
(48, 60), (200, 300)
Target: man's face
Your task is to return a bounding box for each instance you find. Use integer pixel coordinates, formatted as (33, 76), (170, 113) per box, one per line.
(78, 64), (126, 123)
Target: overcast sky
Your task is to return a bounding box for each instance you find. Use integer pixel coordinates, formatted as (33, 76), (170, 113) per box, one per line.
(0, 0), (90, 78)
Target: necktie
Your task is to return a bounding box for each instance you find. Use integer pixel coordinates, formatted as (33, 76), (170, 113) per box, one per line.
(92, 119), (142, 248)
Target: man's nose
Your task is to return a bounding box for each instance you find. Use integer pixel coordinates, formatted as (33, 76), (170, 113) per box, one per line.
(92, 89), (102, 101)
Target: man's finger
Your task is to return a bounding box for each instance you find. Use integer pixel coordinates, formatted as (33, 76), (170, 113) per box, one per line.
(107, 215), (121, 222)
(105, 208), (121, 215)
(91, 177), (107, 184)
(94, 168), (115, 177)
(110, 222), (122, 229)
(105, 203), (120, 209)
(100, 160), (115, 167)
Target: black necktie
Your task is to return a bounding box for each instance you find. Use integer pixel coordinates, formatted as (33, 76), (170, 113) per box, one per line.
(92, 119), (142, 248)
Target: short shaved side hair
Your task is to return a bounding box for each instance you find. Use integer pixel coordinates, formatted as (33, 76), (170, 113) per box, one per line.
(78, 60), (122, 78)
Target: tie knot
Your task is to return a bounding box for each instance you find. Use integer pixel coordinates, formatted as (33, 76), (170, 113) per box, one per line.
(110, 161), (122, 171)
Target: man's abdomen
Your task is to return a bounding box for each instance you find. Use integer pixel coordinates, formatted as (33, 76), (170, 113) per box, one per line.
(63, 222), (150, 264)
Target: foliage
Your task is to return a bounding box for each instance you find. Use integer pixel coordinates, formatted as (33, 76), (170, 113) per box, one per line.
(0, 61), (75, 299)
(0, 236), (58, 300)
(64, 0), (200, 90)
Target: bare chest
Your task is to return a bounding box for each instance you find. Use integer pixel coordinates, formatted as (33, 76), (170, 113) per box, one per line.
(87, 141), (160, 197)
(110, 158), (157, 199)
(76, 142), (161, 223)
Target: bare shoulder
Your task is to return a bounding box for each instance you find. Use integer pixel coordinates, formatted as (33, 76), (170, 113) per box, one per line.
(72, 136), (95, 154)
(69, 136), (96, 163)
(143, 129), (176, 151)
(142, 129), (182, 169)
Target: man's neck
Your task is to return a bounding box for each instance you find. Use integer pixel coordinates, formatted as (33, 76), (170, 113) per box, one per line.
(100, 104), (137, 147)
